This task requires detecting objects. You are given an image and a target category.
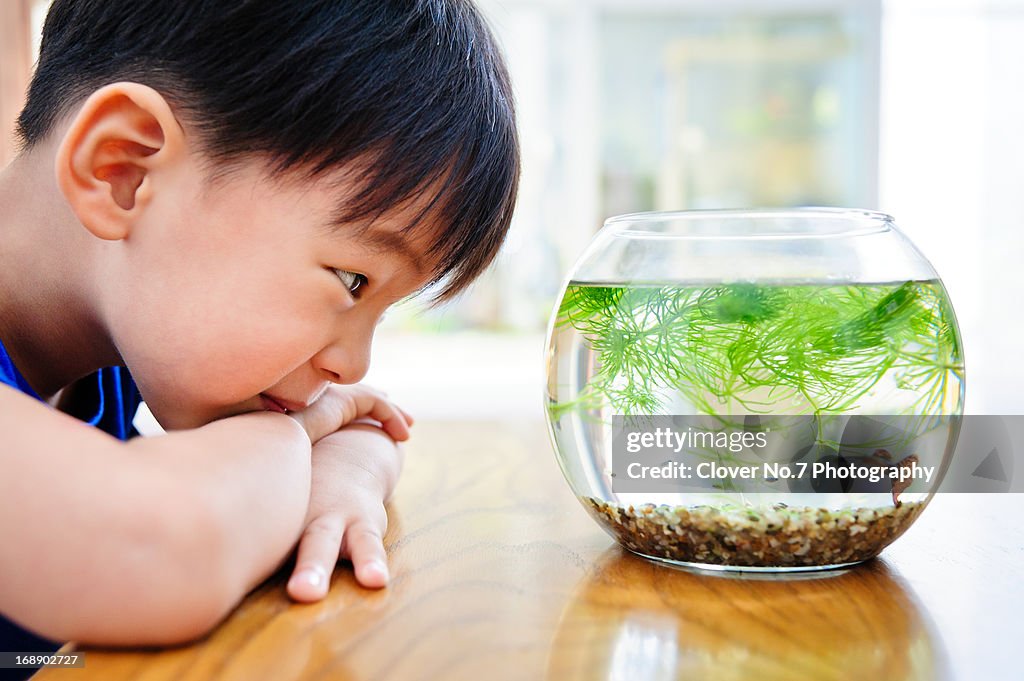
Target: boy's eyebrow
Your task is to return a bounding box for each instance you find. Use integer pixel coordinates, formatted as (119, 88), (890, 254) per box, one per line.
(359, 228), (428, 278)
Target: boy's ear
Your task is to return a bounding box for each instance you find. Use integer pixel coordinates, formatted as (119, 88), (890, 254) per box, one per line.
(54, 82), (186, 241)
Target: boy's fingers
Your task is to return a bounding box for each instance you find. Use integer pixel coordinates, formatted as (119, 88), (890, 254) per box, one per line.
(365, 404), (409, 443)
(287, 513), (345, 603)
(344, 520), (389, 589)
(398, 406), (415, 427)
(343, 392), (410, 441)
(380, 407), (411, 442)
(362, 386), (414, 426)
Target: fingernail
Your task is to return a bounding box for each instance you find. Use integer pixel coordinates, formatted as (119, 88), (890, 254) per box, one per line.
(290, 566), (325, 590)
(367, 560), (389, 581)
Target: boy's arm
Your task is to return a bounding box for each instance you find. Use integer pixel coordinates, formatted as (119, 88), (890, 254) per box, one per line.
(0, 385), (312, 646)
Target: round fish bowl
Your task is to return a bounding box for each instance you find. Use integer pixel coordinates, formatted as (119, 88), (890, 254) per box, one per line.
(544, 208), (965, 572)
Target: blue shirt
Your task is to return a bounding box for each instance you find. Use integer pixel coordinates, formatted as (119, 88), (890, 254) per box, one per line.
(0, 337), (142, 671)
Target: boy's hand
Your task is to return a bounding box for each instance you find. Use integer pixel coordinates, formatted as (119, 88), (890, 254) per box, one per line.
(286, 423), (406, 601)
(288, 384), (411, 444)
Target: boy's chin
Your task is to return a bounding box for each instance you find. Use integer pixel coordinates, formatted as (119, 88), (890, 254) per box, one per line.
(145, 408), (203, 431)
(143, 402), (232, 431)
(142, 393), (278, 431)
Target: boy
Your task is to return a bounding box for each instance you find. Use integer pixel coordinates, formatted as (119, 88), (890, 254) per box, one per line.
(0, 0), (518, 664)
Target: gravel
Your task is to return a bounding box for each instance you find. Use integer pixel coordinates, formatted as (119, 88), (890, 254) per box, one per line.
(584, 496), (925, 569)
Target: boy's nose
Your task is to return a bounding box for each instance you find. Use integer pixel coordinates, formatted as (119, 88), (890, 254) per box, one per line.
(313, 332), (372, 385)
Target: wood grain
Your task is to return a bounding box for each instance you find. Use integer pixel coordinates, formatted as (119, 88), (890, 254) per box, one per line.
(36, 420), (1021, 680)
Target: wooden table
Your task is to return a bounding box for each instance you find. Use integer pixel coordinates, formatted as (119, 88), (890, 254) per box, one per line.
(38, 420), (1022, 680)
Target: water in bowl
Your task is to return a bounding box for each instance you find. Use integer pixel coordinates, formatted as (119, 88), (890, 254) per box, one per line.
(546, 279), (964, 570)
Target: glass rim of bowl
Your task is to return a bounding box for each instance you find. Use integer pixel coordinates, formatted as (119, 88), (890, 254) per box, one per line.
(604, 207), (896, 241)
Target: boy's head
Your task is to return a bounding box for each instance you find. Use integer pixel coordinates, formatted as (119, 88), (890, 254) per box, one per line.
(13, 0), (519, 428)
(18, 0), (518, 301)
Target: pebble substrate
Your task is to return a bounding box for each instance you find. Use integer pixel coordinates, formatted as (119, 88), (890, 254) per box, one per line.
(584, 497), (925, 568)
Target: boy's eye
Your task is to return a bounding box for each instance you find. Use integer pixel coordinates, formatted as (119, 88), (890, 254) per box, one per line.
(333, 269), (367, 298)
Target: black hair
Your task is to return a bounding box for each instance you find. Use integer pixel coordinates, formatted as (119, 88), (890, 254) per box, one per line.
(17, 0), (519, 301)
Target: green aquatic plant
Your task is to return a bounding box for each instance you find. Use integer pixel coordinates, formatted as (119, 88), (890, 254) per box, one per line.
(551, 281), (963, 419)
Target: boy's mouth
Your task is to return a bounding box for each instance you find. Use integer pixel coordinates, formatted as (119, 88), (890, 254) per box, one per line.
(259, 394), (291, 414)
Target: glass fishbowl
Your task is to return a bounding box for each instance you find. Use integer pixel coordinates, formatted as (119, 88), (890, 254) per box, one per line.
(544, 209), (965, 572)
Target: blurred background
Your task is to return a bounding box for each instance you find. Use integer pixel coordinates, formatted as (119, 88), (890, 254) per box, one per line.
(2, 0), (1021, 418)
